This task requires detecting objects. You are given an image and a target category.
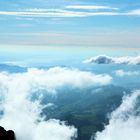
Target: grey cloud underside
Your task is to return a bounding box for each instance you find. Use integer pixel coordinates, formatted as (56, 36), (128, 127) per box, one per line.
(83, 55), (140, 65)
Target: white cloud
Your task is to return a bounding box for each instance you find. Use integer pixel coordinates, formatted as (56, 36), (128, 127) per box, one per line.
(0, 10), (119, 17)
(33, 120), (77, 140)
(94, 90), (140, 140)
(0, 8), (140, 17)
(0, 10), (83, 17)
(83, 55), (140, 65)
(65, 5), (119, 10)
(0, 67), (111, 140)
(114, 70), (140, 77)
(20, 67), (112, 93)
(126, 9), (140, 16)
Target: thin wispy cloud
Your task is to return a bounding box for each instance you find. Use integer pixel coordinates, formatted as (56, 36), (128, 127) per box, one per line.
(114, 70), (140, 77)
(0, 8), (140, 18)
(0, 10), (119, 17)
(65, 5), (119, 10)
(1, 30), (140, 47)
(0, 1), (140, 47)
(126, 9), (140, 15)
(0, 10), (83, 17)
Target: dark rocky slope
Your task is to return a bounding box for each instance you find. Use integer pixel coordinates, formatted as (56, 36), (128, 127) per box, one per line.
(0, 126), (15, 140)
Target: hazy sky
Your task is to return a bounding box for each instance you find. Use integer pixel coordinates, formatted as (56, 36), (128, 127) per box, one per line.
(0, 0), (140, 48)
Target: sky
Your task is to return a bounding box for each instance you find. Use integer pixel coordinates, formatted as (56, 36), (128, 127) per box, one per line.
(0, 0), (140, 51)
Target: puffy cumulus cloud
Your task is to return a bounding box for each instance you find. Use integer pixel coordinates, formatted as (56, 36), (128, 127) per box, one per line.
(83, 55), (113, 64)
(83, 55), (140, 65)
(33, 120), (77, 140)
(114, 70), (140, 77)
(94, 90), (140, 140)
(0, 117), (77, 140)
(0, 67), (111, 140)
(23, 67), (112, 93)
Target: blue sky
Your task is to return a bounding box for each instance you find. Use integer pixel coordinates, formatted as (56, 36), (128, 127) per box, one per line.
(0, 0), (140, 49)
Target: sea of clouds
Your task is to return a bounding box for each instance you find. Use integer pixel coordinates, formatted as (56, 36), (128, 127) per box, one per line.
(83, 55), (140, 65)
(94, 90), (140, 140)
(0, 67), (112, 140)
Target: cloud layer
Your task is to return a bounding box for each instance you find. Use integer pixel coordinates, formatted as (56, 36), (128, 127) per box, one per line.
(95, 90), (140, 140)
(0, 67), (111, 140)
(0, 10), (120, 17)
(0, 7), (140, 18)
(65, 5), (119, 10)
(83, 55), (140, 65)
(114, 70), (140, 77)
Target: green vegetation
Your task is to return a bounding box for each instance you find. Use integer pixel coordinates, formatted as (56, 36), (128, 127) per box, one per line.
(43, 85), (129, 140)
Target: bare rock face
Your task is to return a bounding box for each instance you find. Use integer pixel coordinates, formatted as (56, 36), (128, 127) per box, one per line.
(0, 126), (15, 140)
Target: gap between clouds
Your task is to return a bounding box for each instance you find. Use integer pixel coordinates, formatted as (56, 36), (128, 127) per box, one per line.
(0, 67), (112, 140)
(94, 90), (140, 140)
